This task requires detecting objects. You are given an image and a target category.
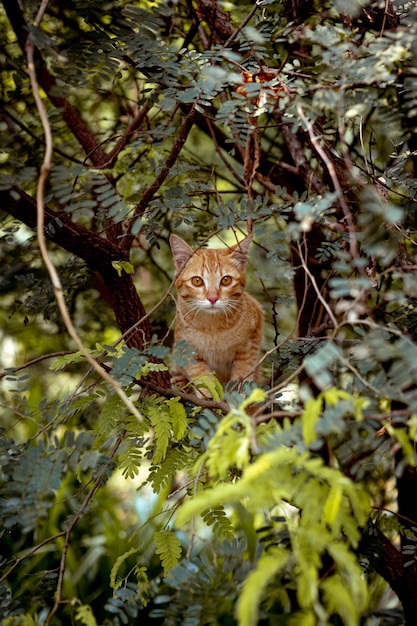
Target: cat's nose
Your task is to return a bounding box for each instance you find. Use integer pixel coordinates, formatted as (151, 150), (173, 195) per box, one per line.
(207, 294), (218, 305)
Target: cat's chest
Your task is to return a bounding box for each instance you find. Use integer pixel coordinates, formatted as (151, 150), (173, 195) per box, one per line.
(185, 324), (240, 352)
(189, 320), (244, 369)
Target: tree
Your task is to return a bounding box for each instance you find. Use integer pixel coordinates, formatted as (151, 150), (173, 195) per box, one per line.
(1, 0), (417, 624)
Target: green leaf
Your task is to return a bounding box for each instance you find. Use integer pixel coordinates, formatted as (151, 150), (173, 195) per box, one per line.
(203, 411), (251, 479)
(118, 445), (143, 479)
(75, 604), (98, 626)
(49, 351), (85, 370)
(147, 401), (172, 464)
(148, 447), (191, 493)
(167, 397), (188, 440)
(323, 483), (343, 527)
(201, 506), (235, 542)
(49, 345), (104, 370)
(111, 260), (135, 276)
(96, 393), (124, 437)
(154, 530), (182, 574)
(110, 547), (141, 591)
(193, 374), (224, 401)
(327, 543), (368, 608)
(236, 548), (290, 626)
(240, 387), (267, 410)
(301, 396), (323, 446)
(321, 576), (361, 626)
(385, 422), (416, 466)
(288, 611), (316, 626)
(3, 616), (38, 626)
(137, 361), (169, 378)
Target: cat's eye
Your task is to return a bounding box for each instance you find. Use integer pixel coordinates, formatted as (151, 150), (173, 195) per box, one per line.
(191, 276), (204, 287)
(220, 275), (233, 286)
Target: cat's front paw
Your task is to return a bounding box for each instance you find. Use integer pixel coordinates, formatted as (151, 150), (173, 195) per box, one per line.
(193, 386), (213, 400)
(170, 373), (189, 389)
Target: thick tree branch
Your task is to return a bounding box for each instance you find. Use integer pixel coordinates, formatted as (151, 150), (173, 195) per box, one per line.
(0, 187), (170, 385)
(363, 528), (417, 626)
(196, 0), (235, 41)
(0, 188), (126, 269)
(3, 0), (108, 166)
(122, 105), (199, 251)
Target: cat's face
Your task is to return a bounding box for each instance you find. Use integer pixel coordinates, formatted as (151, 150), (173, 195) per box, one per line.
(170, 235), (251, 315)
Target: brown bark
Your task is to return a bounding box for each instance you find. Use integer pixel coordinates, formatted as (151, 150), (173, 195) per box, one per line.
(123, 106), (199, 251)
(196, 0), (234, 41)
(362, 528), (417, 626)
(3, 0), (108, 167)
(1, 188), (124, 270)
(1, 0), (170, 385)
(0, 187), (170, 386)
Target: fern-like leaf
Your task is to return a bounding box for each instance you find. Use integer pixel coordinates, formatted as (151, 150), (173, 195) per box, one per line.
(321, 575), (362, 626)
(236, 548), (290, 626)
(148, 447), (190, 493)
(147, 401), (171, 463)
(167, 397), (188, 440)
(135, 565), (150, 607)
(118, 444), (143, 479)
(201, 506), (235, 542)
(154, 530), (182, 574)
(95, 393), (124, 439)
(49, 351), (86, 370)
(110, 547), (141, 591)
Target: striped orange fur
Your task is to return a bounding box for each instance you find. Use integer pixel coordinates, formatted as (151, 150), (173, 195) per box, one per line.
(170, 234), (264, 396)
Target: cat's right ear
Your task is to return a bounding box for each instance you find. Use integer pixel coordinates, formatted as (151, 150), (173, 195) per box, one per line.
(170, 234), (193, 272)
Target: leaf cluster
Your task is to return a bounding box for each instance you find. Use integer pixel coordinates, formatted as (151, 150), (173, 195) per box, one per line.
(2, 0), (417, 624)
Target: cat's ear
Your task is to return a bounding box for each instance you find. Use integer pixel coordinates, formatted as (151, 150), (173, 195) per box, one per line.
(170, 234), (193, 272)
(230, 234), (252, 269)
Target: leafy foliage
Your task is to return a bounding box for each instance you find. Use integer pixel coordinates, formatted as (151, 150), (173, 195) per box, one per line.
(1, 0), (417, 624)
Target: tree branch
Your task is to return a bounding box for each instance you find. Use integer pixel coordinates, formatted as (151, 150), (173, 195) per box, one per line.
(26, 3), (145, 424)
(362, 528), (417, 626)
(3, 0), (108, 166)
(0, 186), (170, 381)
(122, 105), (199, 251)
(0, 188), (125, 269)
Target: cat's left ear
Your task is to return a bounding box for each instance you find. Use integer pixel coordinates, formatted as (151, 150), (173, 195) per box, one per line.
(230, 234), (252, 269)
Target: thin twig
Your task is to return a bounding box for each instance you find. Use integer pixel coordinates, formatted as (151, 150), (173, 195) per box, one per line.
(297, 239), (338, 329)
(0, 351), (74, 379)
(123, 105), (199, 251)
(45, 431), (126, 623)
(294, 100), (361, 267)
(0, 531), (67, 584)
(115, 281), (175, 347)
(33, 0), (49, 26)
(224, 0), (262, 47)
(25, 6), (143, 424)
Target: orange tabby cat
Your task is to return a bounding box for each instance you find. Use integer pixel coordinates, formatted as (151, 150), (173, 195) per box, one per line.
(170, 233), (263, 396)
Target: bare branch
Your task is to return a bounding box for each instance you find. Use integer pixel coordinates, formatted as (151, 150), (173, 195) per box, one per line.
(25, 5), (144, 423)
(122, 105), (199, 250)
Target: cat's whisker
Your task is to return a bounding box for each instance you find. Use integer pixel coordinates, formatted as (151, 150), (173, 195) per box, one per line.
(222, 301), (239, 319)
(182, 302), (202, 324)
